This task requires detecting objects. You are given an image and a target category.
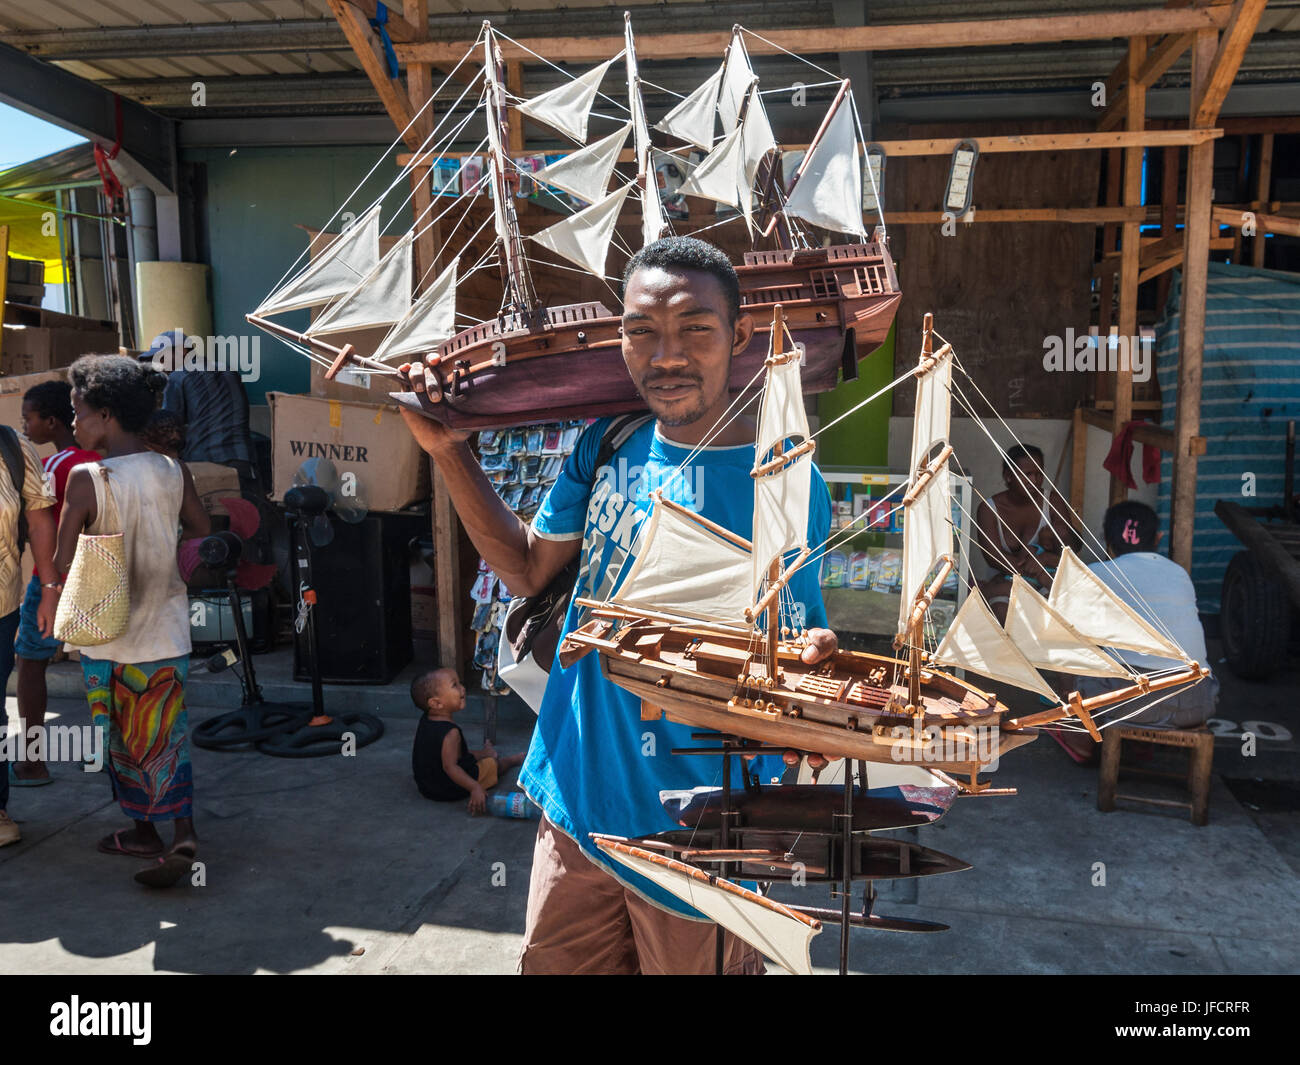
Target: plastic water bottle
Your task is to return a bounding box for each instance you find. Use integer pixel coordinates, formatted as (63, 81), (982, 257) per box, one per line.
(489, 792), (541, 819)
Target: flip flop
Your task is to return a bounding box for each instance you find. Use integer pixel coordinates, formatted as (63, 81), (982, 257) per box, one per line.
(133, 845), (197, 889)
(1048, 729), (1098, 766)
(97, 829), (166, 859)
(8, 765), (53, 787)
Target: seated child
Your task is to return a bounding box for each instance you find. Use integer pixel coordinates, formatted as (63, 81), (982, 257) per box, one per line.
(1054, 500), (1219, 763)
(410, 668), (524, 813)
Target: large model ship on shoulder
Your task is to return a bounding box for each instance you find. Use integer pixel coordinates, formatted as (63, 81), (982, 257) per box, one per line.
(247, 16), (899, 429)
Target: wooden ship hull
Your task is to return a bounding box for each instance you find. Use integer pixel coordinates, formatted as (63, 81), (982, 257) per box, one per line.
(560, 612), (1038, 780)
(381, 240), (901, 431)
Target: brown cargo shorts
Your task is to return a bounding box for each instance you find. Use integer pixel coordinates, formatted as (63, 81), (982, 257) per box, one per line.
(518, 815), (765, 975)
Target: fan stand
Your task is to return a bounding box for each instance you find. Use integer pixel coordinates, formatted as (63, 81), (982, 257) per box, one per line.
(256, 506), (384, 758)
(191, 573), (313, 751)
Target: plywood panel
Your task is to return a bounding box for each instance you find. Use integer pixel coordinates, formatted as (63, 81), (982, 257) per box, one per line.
(886, 120), (1098, 420)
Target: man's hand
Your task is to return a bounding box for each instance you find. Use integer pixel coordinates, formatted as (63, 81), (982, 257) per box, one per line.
(397, 360), (472, 457)
(468, 784), (487, 816)
(800, 627), (838, 665)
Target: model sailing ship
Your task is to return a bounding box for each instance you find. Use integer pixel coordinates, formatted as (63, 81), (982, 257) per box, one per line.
(246, 17), (900, 430)
(558, 306), (1210, 974)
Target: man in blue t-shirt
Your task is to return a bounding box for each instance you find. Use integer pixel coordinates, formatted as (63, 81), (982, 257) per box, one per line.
(399, 237), (837, 974)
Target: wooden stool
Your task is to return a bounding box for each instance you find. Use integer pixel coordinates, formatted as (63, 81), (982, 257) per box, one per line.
(1097, 725), (1214, 826)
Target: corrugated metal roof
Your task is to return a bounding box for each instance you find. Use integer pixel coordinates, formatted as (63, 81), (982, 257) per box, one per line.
(1, 0), (1297, 119)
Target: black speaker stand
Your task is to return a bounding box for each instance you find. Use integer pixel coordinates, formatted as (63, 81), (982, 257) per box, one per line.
(257, 508), (384, 758)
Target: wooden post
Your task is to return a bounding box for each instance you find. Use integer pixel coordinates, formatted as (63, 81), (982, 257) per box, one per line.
(1112, 36), (1147, 505)
(1156, 144), (1180, 311)
(1170, 28), (1219, 573)
(1252, 132), (1274, 268)
(506, 61), (524, 153)
(432, 462), (463, 672)
(1098, 148), (1122, 361)
(1069, 405), (1087, 531)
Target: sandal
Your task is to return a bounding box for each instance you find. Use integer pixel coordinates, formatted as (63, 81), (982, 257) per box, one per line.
(134, 844), (198, 889)
(97, 829), (166, 859)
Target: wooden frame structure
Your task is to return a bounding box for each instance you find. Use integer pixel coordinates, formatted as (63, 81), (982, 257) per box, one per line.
(323, 0), (1277, 653)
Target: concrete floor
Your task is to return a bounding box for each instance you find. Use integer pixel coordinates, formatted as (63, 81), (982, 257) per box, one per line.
(0, 638), (1296, 975)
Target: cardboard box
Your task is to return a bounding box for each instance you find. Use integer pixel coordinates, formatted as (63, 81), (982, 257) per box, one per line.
(268, 391), (430, 513)
(186, 460), (241, 517)
(1, 324), (120, 375)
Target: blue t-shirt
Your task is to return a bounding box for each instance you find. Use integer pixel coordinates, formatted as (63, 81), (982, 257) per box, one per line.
(520, 417), (831, 917)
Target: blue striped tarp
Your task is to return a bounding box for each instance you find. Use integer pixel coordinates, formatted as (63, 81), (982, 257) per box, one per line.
(1155, 262), (1300, 613)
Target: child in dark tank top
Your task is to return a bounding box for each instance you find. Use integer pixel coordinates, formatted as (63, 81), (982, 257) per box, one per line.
(410, 668), (525, 813)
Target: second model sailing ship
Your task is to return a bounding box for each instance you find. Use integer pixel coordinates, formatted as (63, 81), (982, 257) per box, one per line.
(246, 17), (900, 430)
(559, 306), (1211, 786)
(560, 305), (1211, 975)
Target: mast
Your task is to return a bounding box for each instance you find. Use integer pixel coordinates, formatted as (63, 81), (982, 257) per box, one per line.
(766, 306), (786, 681)
(625, 13), (664, 246)
(483, 23), (537, 315)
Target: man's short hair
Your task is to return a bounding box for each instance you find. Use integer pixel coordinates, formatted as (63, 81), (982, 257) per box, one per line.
(1103, 499), (1159, 554)
(622, 236), (741, 324)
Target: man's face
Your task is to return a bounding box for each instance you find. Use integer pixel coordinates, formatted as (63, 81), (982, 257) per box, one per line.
(621, 266), (752, 428)
(436, 669), (466, 712)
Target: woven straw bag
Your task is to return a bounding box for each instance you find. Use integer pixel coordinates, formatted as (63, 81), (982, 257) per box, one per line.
(54, 464), (130, 646)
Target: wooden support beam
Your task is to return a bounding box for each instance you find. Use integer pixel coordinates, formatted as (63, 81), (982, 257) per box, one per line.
(1213, 206), (1300, 238)
(1171, 28), (1219, 573)
(890, 206), (1146, 225)
(330, 0), (418, 149)
(1070, 406), (1087, 533)
(1094, 233), (1233, 278)
(395, 7), (1233, 64)
(403, 0), (433, 146)
(1252, 133), (1274, 267)
(1157, 143), (1180, 310)
(873, 128), (1220, 156)
(431, 463), (463, 672)
(1098, 32), (1193, 132)
(1192, 0), (1269, 128)
(1079, 406), (1181, 452)
(1099, 148), (1121, 351)
(506, 61), (524, 153)
(1112, 36), (1147, 505)
(347, 0), (420, 42)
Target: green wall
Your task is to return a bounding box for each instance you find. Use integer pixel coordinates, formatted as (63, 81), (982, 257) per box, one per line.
(186, 144), (411, 403)
(816, 322), (895, 469)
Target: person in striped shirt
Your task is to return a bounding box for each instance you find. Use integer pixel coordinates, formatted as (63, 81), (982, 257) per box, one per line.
(11, 381), (100, 786)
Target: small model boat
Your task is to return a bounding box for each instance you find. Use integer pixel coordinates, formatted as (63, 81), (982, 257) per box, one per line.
(246, 18), (900, 430)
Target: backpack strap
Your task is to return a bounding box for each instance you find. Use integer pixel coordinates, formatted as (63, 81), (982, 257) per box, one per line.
(591, 412), (653, 478)
(0, 427), (28, 554)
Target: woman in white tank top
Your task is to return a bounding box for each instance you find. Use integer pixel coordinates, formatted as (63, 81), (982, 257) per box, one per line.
(55, 355), (210, 887)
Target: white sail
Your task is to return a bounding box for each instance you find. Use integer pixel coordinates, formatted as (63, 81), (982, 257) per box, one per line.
(255, 205), (380, 317)
(1004, 577), (1133, 679)
(528, 181), (633, 279)
(612, 499), (754, 626)
(654, 65), (723, 150)
(738, 83), (777, 229)
(718, 39), (756, 132)
(930, 590), (1059, 702)
(596, 839), (821, 976)
(641, 161), (666, 248)
(678, 124), (746, 209)
(783, 95), (868, 237)
(898, 347), (954, 633)
(371, 256), (458, 363)
(305, 232), (412, 336)
(1048, 547), (1191, 663)
(516, 57), (616, 145)
(534, 122), (630, 205)
(751, 357), (812, 603)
